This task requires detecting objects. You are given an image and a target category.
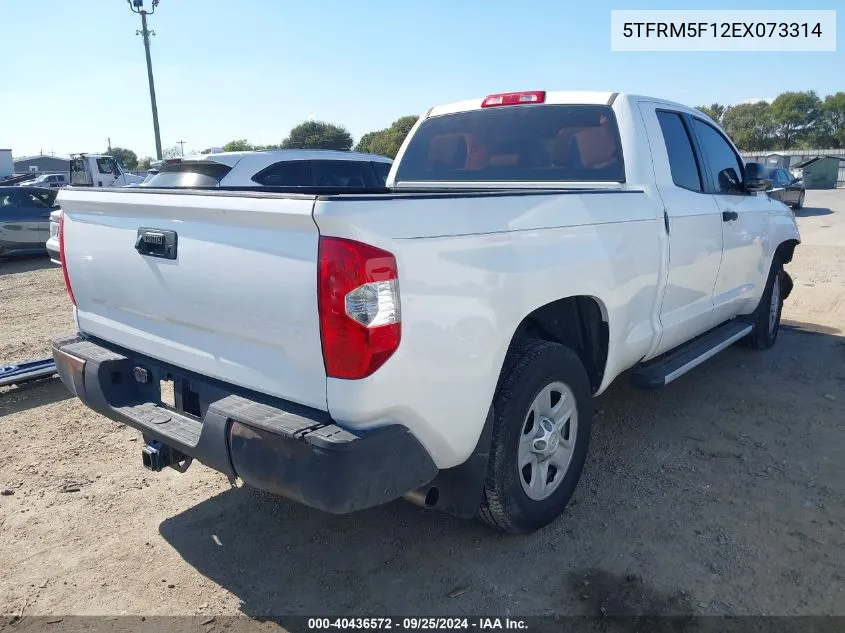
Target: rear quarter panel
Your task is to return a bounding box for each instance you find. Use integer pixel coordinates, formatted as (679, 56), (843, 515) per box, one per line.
(314, 190), (664, 468)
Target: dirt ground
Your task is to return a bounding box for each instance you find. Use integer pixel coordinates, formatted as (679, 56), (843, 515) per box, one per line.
(1, 191), (844, 619)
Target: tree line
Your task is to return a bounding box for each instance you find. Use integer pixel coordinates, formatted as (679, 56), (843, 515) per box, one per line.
(697, 90), (845, 152)
(107, 115), (420, 172)
(108, 89), (845, 171)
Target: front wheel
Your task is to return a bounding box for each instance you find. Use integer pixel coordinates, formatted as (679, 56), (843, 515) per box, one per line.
(479, 340), (592, 534)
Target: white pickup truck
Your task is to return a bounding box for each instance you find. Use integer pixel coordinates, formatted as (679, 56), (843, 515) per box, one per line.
(69, 154), (146, 188)
(53, 90), (799, 534)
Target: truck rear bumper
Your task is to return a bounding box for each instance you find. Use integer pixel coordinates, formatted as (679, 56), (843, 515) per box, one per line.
(52, 333), (438, 514)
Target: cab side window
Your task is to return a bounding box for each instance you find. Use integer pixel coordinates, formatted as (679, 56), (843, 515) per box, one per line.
(690, 118), (745, 195)
(97, 158), (115, 174)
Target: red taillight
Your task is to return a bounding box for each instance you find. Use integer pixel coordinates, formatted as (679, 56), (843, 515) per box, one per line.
(481, 90), (546, 108)
(58, 212), (76, 306)
(318, 237), (400, 379)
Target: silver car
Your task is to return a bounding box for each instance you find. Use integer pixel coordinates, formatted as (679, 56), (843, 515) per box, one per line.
(0, 186), (58, 259)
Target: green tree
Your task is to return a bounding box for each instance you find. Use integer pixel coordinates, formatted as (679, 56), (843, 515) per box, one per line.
(721, 102), (776, 151)
(696, 103), (726, 124)
(138, 156), (152, 170)
(109, 147), (138, 170)
(354, 131), (380, 153)
(770, 91), (822, 149)
(354, 115), (419, 159)
(820, 92), (845, 148)
(370, 116), (418, 158)
(223, 139), (254, 152)
(281, 121), (353, 150)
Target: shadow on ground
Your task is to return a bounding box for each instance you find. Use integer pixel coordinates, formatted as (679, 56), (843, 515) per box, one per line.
(0, 377), (70, 416)
(159, 327), (845, 618)
(793, 206), (833, 218)
(782, 319), (842, 336)
(0, 253), (55, 276)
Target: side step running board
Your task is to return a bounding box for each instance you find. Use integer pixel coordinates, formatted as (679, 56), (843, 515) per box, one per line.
(0, 358), (58, 387)
(631, 321), (753, 389)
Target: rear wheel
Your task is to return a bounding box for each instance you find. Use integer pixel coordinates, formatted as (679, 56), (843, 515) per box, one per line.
(479, 340), (592, 534)
(792, 191), (805, 210)
(741, 258), (784, 350)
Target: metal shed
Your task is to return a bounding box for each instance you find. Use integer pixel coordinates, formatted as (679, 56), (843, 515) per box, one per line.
(790, 156), (842, 190)
(12, 154), (70, 176)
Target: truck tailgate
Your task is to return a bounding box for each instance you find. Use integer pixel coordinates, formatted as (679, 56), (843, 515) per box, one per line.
(58, 188), (327, 410)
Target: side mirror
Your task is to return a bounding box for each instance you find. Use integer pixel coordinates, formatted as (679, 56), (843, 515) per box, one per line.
(744, 162), (771, 192)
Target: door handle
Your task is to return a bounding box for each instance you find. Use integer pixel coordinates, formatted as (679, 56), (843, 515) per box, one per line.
(135, 228), (178, 260)
(722, 210), (738, 222)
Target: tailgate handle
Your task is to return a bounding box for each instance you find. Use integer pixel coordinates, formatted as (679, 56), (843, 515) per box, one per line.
(135, 228), (178, 260)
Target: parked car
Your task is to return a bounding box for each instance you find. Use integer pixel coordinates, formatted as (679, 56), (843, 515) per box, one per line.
(0, 186), (58, 258)
(52, 90), (799, 534)
(141, 150), (393, 189)
(19, 173), (69, 188)
(767, 167), (805, 209)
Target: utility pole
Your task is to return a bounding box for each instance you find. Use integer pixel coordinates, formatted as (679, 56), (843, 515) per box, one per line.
(127, 0), (163, 160)
(107, 137), (112, 153)
(176, 139), (186, 156)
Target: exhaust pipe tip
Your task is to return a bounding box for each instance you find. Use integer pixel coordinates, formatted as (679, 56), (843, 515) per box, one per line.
(404, 485), (439, 509)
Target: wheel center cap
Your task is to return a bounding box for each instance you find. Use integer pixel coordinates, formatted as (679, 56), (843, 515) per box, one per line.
(531, 416), (559, 459)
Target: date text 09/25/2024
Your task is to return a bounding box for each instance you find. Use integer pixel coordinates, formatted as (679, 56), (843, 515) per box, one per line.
(307, 618), (528, 631)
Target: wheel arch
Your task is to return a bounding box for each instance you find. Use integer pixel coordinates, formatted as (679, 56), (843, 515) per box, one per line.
(775, 238), (799, 264)
(504, 295), (610, 394)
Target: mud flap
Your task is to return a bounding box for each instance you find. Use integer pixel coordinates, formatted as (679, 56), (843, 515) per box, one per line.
(414, 406), (495, 519)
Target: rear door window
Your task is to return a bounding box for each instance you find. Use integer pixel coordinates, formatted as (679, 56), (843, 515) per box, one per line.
(394, 104), (624, 183)
(144, 161), (232, 188)
(656, 111), (702, 192)
(252, 161), (312, 186)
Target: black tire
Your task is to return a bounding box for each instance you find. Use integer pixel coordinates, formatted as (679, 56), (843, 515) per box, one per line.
(792, 191), (805, 210)
(741, 257), (785, 350)
(478, 339), (592, 534)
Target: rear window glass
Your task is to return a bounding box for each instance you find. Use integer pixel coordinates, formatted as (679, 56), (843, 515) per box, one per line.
(394, 105), (624, 183)
(144, 161), (232, 188)
(311, 161), (381, 188)
(371, 161), (391, 184)
(252, 161), (312, 186)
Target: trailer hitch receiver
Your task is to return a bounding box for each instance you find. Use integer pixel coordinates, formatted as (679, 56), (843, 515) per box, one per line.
(141, 439), (192, 473)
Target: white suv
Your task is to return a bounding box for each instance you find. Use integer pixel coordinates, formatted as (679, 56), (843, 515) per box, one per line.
(142, 150), (393, 189)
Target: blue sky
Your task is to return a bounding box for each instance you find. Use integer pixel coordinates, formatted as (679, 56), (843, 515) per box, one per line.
(1, 0), (841, 159)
